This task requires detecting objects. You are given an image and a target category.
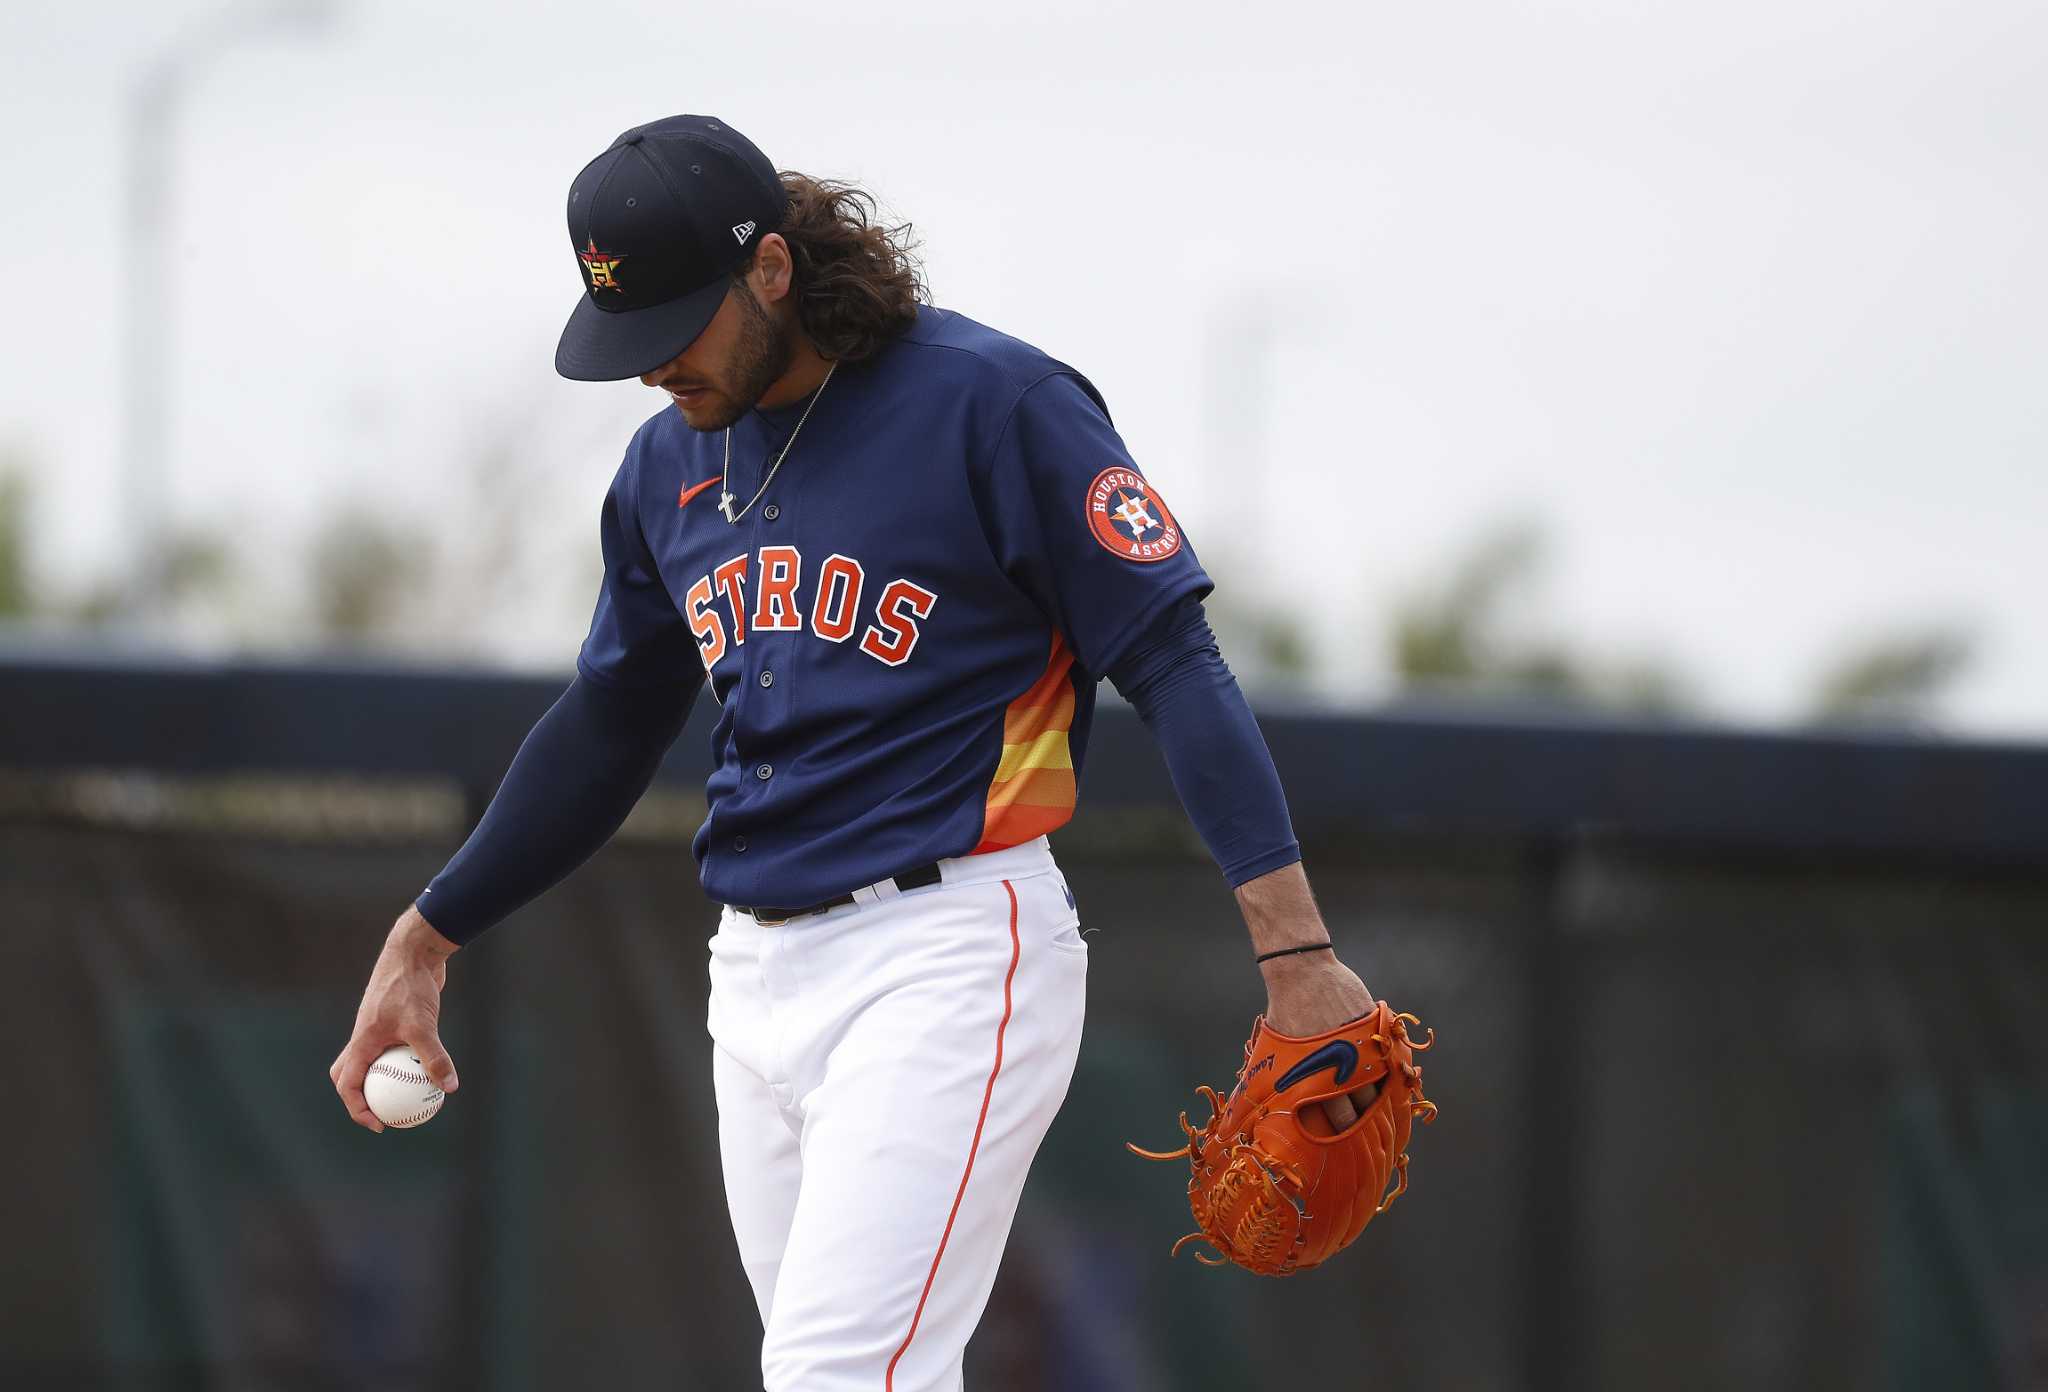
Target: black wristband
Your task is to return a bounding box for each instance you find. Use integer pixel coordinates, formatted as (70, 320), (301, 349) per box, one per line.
(1255, 941), (1334, 965)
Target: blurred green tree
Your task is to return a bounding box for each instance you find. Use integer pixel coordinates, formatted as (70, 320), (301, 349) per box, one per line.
(1390, 518), (1691, 716)
(62, 532), (237, 629)
(1808, 628), (1974, 726)
(1391, 520), (1543, 686)
(308, 507), (427, 640)
(1205, 593), (1313, 693)
(0, 457), (31, 618)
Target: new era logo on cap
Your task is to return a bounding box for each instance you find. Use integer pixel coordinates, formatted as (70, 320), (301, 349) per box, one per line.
(732, 220), (758, 245)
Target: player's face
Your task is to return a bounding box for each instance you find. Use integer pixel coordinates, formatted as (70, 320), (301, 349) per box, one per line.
(640, 278), (792, 432)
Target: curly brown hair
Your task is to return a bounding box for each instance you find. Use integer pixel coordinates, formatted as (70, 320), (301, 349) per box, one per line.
(735, 174), (926, 362)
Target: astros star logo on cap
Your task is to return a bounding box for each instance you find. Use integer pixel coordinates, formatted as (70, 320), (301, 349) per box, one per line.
(579, 237), (624, 292)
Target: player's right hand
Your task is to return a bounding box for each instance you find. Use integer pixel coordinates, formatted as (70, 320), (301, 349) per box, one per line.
(330, 905), (462, 1132)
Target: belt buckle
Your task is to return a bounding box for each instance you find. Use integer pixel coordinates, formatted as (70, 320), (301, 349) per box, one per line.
(752, 908), (793, 927)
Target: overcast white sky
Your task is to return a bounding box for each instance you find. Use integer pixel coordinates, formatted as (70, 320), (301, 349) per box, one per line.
(2, 0), (2042, 733)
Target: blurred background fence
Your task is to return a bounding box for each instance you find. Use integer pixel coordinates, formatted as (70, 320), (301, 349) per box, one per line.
(3, 651), (2045, 1391)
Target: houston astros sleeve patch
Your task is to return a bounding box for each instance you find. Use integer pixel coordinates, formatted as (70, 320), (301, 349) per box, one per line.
(1085, 468), (1183, 563)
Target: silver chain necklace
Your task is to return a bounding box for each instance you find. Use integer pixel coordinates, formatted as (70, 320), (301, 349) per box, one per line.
(718, 361), (839, 524)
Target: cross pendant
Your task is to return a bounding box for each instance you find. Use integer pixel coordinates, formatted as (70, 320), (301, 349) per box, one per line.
(717, 491), (738, 523)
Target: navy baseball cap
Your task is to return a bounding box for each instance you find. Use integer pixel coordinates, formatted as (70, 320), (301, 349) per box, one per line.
(554, 115), (787, 382)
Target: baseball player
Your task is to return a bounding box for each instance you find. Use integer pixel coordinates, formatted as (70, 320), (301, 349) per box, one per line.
(332, 115), (1390, 1389)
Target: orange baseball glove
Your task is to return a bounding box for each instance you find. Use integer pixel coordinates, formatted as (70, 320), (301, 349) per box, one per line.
(1130, 1000), (1436, 1276)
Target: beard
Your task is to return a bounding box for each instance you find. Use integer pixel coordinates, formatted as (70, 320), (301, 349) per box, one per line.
(679, 280), (794, 432)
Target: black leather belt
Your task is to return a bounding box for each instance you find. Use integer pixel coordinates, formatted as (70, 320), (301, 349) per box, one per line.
(735, 862), (944, 925)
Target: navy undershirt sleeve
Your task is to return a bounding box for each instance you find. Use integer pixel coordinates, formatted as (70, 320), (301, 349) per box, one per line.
(1105, 599), (1302, 887)
(417, 671), (699, 944)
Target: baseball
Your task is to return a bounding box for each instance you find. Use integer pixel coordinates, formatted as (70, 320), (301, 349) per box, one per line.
(363, 1045), (446, 1129)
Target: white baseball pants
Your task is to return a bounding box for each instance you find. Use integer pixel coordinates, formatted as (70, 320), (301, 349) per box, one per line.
(705, 837), (1087, 1392)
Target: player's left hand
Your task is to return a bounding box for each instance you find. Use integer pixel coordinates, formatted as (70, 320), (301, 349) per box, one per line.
(1261, 948), (1380, 1130)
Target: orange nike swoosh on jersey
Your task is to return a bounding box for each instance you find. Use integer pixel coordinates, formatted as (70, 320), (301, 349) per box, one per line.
(678, 476), (724, 509)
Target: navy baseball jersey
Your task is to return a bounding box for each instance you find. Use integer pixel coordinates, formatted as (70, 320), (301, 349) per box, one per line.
(579, 305), (1212, 908)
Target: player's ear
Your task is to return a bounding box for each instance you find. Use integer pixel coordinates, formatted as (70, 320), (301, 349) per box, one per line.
(751, 233), (795, 306)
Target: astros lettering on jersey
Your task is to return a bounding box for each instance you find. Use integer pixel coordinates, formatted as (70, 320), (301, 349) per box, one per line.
(580, 304), (1213, 912)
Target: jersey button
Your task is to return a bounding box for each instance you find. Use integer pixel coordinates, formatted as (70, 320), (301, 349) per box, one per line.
(756, 763), (773, 780)
(762, 504), (780, 521)
(733, 835), (748, 852)
(758, 670), (774, 688)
